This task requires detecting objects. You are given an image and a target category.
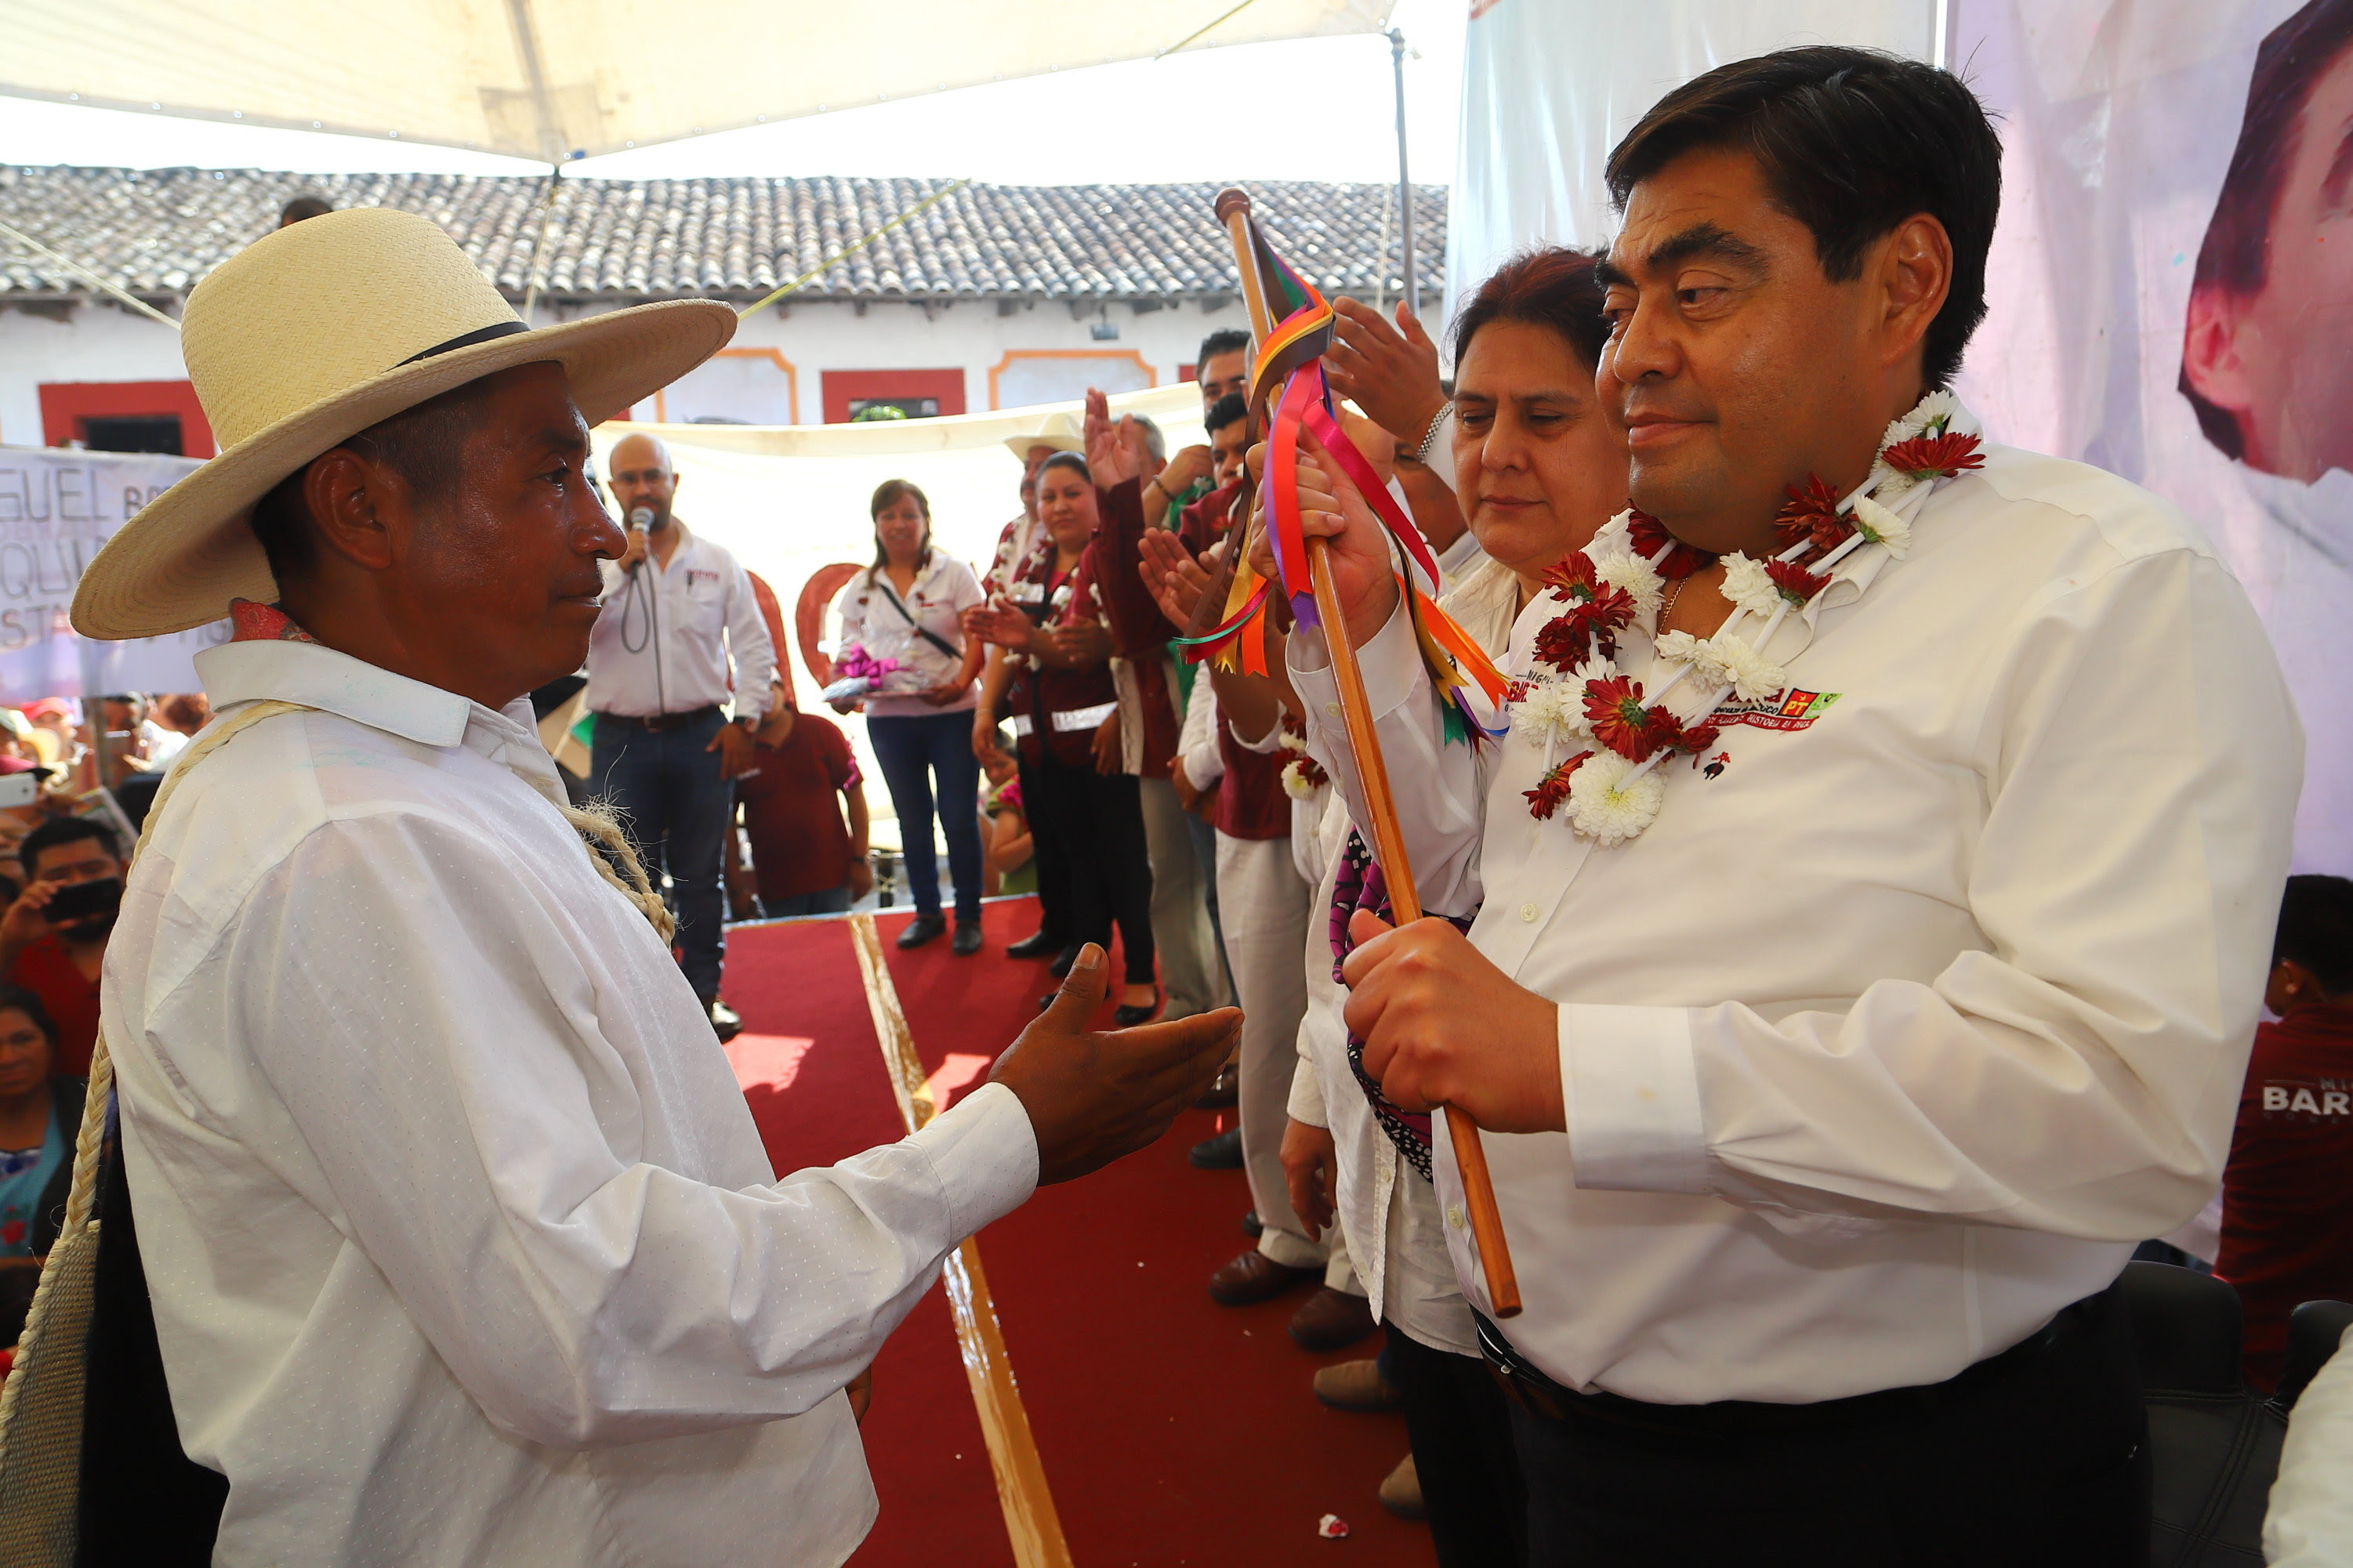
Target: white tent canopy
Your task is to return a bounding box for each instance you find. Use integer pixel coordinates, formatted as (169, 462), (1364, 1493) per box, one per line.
(0, 0), (1393, 163)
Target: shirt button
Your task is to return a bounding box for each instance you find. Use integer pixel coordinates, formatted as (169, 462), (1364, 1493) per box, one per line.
(1323, 701), (1343, 719)
(1519, 903), (1539, 922)
(1445, 1205), (1465, 1229)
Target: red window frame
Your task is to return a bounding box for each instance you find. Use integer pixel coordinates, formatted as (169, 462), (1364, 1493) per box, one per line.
(819, 368), (966, 425)
(38, 380), (216, 458)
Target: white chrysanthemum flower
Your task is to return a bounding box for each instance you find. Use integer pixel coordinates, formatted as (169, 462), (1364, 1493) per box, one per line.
(1593, 551), (1663, 621)
(1280, 759), (1321, 800)
(1511, 680), (1589, 746)
(1719, 552), (1781, 619)
(1277, 729), (1310, 754)
(1848, 493), (1912, 559)
(1653, 628), (1709, 672)
(1880, 387), (1959, 450)
(1702, 633), (1789, 701)
(1566, 752), (1666, 846)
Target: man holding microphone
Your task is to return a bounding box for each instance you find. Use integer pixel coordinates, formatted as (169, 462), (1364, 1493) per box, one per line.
(587, 432), (774, 1039)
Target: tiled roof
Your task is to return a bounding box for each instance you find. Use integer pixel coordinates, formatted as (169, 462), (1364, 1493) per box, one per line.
(0, 166), (1448, 306)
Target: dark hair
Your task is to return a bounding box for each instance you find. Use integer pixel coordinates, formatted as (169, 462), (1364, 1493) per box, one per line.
(1038, 451), (1091, 485)
(1197, 328), (1253, 370)
(867, 477), (934, 577)
(19, 817), (118, 877)
(246, 377), (500, 587)
(278, 194), (333, 226)
(2181, 0), (2353, 458)
(1448, 246), (1612, 372)
(1604, 46), (2002, 389)
(2278, 874), (2353, 994)
(0, 984), (60, 1056)
(1205, 392), (1249, 434)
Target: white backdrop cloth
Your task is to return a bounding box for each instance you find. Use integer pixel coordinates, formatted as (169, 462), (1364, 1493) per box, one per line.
(0, 445), (216, 703)
(1443, 0), (1939, 312)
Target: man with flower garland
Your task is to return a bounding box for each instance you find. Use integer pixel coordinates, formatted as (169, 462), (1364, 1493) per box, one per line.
(1280, 46), (2303, 1563)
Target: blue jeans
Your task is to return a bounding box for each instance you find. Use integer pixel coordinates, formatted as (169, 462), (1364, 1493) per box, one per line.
(762, 887), (852, 919)
(867, 711), (983, 922)
(590, 709), (732, 1001)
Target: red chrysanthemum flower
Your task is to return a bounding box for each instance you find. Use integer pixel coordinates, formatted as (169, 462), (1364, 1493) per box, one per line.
(1644, 708), (1688, 755)
(1767, 559), (1831, 605)
(1532, 616), (1586, 672)
(1293, 754), (1329, 789)
(1880, 429), (1985, 480)
(1774, 474), (1852, 553)
(1677, 721), (1721, 756)
(1541, 552), (1601, 603)
(1625, 505), (1713, 580)
(1583, 675), (1659, 760)
(1524, 755), (1587, 820)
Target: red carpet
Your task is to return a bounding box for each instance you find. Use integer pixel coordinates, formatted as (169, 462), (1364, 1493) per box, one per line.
(723, 898), (1436, 1567)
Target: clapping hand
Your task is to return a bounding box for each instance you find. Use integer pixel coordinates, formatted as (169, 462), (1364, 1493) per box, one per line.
(1082, 388), (1145, 487)
(964, 598), (1034, 653)
(1139, 530), (1223, 630)
(1324, 295), (1448, 449)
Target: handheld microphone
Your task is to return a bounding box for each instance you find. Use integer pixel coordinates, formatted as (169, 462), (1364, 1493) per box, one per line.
(626, 506), (654, 573)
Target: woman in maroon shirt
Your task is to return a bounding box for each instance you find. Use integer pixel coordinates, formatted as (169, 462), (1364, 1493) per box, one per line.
(2220, 873), (2353, 1390)
(970, 452), (1158, 1024)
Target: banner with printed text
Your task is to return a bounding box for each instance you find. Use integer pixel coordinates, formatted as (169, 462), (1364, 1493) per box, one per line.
(0, 445), (221, 704)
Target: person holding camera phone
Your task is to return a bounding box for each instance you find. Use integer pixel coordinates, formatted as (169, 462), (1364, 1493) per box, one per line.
(0, 817), (124, 1077)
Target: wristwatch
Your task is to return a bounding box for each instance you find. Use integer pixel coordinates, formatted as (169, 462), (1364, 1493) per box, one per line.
(1413, 400), (1454, 466)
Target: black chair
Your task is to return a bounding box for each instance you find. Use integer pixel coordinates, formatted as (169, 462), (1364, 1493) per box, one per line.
(2121, 1262), (2353, 1566)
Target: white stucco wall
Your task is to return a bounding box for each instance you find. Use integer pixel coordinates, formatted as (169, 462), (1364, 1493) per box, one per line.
(2, 289), (1445, 444)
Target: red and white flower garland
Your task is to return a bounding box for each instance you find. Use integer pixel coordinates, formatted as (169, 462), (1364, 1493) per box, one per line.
(1509, 389), (1984, 845)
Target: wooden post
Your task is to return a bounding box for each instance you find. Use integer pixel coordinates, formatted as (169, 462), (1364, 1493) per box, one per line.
(1214, 189), (1521, 1318)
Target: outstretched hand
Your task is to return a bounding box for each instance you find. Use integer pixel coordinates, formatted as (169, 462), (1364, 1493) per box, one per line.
(990, 943), (1243, 1184)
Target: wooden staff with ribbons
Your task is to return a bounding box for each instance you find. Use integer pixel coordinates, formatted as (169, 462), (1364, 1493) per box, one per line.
(1213, 187), (1521, 1318)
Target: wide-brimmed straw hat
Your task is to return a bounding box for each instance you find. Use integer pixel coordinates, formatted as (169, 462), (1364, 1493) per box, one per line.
(71, 208), (738, 640)
(1001, 411), (1084, 462)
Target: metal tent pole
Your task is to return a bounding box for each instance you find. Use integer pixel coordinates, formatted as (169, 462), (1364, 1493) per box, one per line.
(1387, 27), (1418, 318)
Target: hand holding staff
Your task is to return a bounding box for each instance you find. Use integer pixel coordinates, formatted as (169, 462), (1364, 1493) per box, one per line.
(1214, 186), (1521, 1318)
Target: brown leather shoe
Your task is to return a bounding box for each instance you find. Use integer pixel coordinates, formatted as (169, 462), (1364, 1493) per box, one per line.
(1289, 1286), (1377, 1351)
(1378, 1454), (1425, 1521)
(1313, 1357), (1402, 1413)
(1206, 1250), (1320, 1306)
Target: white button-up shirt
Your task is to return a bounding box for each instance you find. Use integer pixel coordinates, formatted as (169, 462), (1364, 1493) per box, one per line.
(106, 636), (1038, 1565)
(586, 519), (778, 722)
(1293, 442), (2302, 1405)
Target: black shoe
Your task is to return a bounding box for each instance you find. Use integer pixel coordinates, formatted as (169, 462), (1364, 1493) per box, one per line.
(1242, 1209), (1263, 1239)
(1193, 1062), (1239, 1110)
(1046, 943), (1082, 979)
(896, 914), (946, 950)
(1113, 987), (1160, 1027)
(951, 920), (984, 957)
(707, 998), (742, 1044)
(1006, 929), (1064, 960)
(1189, 1127), (1243, 1170)
(1038, 993), (1060, 1014)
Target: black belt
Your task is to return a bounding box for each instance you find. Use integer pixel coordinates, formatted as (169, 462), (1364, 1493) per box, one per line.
(1475, 1287), (2110, 1439)
(601, 705), (722, 733)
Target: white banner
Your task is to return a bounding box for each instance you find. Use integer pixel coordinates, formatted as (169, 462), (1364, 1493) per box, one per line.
(1951, 0), (2351, 873)
(0, 446), (221, 704)
(1445, 0), (1937, 310)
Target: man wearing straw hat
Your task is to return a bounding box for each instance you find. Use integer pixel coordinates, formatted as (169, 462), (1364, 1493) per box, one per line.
(35, 208), (1238, 1564)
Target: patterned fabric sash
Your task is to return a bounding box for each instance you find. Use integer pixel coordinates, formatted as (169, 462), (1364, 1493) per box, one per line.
(1329, 828), (1477, 1181)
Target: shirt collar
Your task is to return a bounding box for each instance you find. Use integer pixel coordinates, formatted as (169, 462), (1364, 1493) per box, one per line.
(195, 637), (485, 750)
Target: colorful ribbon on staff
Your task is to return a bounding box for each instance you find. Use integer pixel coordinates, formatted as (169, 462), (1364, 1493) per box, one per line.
(1176, 208), (1506, 744)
